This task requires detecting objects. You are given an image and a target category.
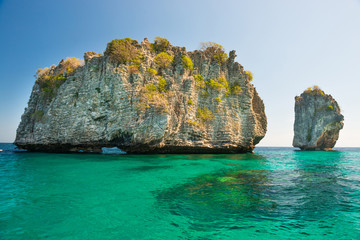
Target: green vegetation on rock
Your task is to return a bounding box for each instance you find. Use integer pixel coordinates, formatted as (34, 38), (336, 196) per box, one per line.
(36, 57), (83, 100)
(200, 91), (210, 97)
(145, 83), (157, 92)
(210, 76), (226, 90)
(231, 83), (243, 95)
(245, 70), (253, 82)
(194, 74), (205, 89)
(206, 79), (221, 91)
(197, 107), (214, 123)
(105, 38), (142, 65)
(187, 120), (201, 128)
(128, 65), (140, 74)
(147, 68), (158, 77)
(181, 55), (193, 70)
(200, 41), (228, 64)
(214, 97), (221, 103)
(31, 110), (44, 121)
(154, 52), (174, 69)
(138, 76), (168, 112)
(158, 76), (167, 93)
(304, 85), (324, 95)
(307, 127), (312, 142)
(206, 76), (230, 96)
(152, 37), (170, 52)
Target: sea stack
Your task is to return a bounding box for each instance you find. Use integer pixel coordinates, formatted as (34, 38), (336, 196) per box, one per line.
(293, 86), (344, 150)
(15, 38), (267, 153)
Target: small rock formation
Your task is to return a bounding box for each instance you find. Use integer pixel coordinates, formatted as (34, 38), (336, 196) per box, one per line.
(15, 38), (267, 153)
(293, 86), (344, 150)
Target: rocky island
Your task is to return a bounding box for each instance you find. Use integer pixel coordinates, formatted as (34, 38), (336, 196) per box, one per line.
(15, 37), (267, 153)
(293, 86), (344, 150)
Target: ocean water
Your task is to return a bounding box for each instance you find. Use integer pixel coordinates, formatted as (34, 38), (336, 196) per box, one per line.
(1, 143), (360, 239)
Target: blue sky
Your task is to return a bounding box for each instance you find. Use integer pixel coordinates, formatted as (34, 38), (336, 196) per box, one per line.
(0, 0), (359, 146)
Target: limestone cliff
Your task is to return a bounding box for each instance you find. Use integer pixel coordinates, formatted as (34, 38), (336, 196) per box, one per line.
(15, 38), (267, 153)
(293, 86), (343, 150)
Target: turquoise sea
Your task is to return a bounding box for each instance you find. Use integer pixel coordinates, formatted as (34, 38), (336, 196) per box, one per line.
(1, 143), (360, 239)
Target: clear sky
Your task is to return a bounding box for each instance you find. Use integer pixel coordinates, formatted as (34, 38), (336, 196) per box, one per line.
(0, 0), (359, 146)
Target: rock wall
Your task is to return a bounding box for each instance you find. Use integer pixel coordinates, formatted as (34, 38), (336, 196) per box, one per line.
(15, 38), (267, 153)
(293, 87), (344, 150)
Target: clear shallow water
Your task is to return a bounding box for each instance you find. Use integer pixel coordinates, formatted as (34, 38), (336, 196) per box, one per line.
(1, 143), (360, 239)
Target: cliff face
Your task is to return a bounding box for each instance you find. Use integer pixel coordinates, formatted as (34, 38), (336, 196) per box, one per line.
(293, 87), (344, 150)
(15, 38), (267, 153)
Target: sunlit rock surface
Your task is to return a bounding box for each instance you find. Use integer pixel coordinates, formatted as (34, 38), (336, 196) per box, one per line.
(15, 38), (267, 153)
(293, 87), (344, 150)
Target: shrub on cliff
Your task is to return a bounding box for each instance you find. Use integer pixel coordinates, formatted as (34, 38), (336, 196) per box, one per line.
(36, 74), (55, 96)
(145, 83), (157, 92)
(197, 107), (214, 123)
(35, 67), (51, 81)
(200, 91), (210, 97)
(245, 70), (253, 82)
(200, 42), (228, 64)
(147, 68), (158, 77)
(62, 57), (83, 75)
(35, 57), (82, 80)
(137, 76), (169, 112)
(206, 76), (230, 96)
(154, 52), (174, 69)
(152, 37), (170, 52)
(231, 84), (243, 95)
(182, 55), (193, 70)
(194, 74), (205, 89)
(187, 120), (201, 128)
(128, 65), (140, 74)
(304, 85), (325, 95)
(295, 96), (303, 102)
(206, 79), (221, 91)
(36, 57), (83, 100)
(31, 110), (44, 121)
(105, 38), (142, 65)
(158, 76), (167, 92)
(139, 82), (168, 112)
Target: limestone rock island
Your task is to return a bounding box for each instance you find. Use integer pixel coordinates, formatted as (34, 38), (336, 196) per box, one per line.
(15, 38), (267, 153)
(293, 86), (344, 150)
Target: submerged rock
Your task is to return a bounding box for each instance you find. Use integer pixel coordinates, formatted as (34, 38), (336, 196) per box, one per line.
(293, 86), (344, 150)
(15, 38), (267, 153)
